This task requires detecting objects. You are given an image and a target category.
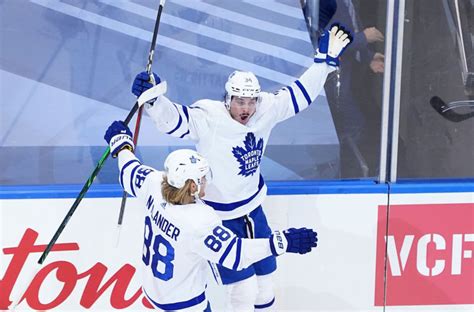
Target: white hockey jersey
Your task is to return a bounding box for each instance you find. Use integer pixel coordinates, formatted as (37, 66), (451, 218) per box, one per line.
(146, 63), (334, 220)
(117, 150), (273, 311)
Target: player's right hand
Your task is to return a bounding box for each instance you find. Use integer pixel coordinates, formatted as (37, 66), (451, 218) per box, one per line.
(104, 121), (134, 158)
(270, 227), (318, 256)
(132, 71), (161, 97)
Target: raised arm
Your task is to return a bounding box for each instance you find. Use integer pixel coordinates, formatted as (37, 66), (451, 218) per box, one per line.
(104, 120), (161, 199)
(267, 24), (353, 122)
(132, 72), (208, 141)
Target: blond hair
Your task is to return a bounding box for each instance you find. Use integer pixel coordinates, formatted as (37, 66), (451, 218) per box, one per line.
(161, 176), (194, 205)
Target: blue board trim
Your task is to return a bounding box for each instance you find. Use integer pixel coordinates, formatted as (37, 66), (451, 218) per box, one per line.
(267, 180), (387, 195)
(1, 179), (473, 199)
(389, 179), (474, 193)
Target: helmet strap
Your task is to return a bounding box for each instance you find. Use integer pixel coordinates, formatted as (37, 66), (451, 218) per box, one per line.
(224, 94), (231, 110)
(191, 179), (201, 199)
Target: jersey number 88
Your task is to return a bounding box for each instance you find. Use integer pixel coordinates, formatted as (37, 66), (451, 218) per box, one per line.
(204, 226), (231, 252)
(142, 216), (175, 281)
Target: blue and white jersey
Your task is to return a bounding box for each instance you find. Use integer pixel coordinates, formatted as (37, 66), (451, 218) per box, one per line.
(117, 150), (273, 311)
(146, 63), (334, 220)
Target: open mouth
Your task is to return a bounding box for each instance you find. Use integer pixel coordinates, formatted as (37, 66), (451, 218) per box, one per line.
(240, 114), (249, 122)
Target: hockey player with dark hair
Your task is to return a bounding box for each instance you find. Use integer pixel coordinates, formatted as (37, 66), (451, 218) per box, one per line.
(130, 24), (352, 311)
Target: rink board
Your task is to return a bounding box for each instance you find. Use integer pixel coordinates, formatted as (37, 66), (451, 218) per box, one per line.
(0, 183), (473, 311)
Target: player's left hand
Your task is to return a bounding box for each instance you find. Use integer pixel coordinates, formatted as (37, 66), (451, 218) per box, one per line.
(132, 71), (161, 98)
(270, 227), (318, 256)
(104, 121), (134, 158)
(326, 23), (352, 66)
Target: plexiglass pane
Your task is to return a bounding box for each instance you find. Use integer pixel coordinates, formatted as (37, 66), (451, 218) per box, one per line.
(317, 0), (387, 178)
(397, 0), (474, 178)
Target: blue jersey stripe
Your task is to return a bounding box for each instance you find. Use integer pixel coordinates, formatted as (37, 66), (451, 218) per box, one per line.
(182, 105), (189, 122)
(295, 80), (311, 106)
(255, 297), (275, 309)
(287, 86), (299, 114)
(218, 236), (237, 266)
(120, 159), (139, 188)
(232, 238), (242, 270)
(179, 130), (190, 139)
(143, 288), (206, 310)
(204, 175), (265, 211)
(129, 164), (141, 197)
(166, 105), (183, 135)
(207, 261), (220, 283)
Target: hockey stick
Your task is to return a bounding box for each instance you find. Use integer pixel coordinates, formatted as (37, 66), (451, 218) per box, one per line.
(430, 96), (474, 122)
(116, 0), (167, 244)
(8, 82), (166, 310)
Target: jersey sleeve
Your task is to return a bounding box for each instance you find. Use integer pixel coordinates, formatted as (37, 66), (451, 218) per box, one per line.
(117, 149), (162, 200)
(262, 62), (335, 123)
(144, 96), (210, 142)
(191, 208), (273, 270)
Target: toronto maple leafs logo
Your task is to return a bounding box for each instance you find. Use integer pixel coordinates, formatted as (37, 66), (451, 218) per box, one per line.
(232, 132), (264, 177)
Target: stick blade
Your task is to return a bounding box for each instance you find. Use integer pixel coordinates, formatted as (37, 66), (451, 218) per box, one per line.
(429, 96), (473, 122)
(430, 96), (448, 114)
(115, 225), (123, 248)
(137, 81), (167, 107)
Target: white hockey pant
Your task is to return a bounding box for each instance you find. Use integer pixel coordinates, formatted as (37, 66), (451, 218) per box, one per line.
(227, 273), (275, 312)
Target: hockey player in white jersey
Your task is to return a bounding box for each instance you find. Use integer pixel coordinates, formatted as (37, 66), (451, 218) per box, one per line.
(104, 120), (318, 312)
(131, 24), (351, 311)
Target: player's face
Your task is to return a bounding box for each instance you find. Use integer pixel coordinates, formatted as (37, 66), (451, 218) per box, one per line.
(229, 96), (257, 125)
(198, 176), (207, 197)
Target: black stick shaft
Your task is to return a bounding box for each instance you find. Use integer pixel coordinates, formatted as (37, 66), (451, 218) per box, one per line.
(38, 103), (139, 265)
(146, 2), (165, 75)
(117, 1), (166, 226)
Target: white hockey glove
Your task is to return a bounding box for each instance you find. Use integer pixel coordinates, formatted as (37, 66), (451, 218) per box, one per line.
(326, 24), (352, 67)
(269, 228), (318, 256)
(104, 121), (134, 158)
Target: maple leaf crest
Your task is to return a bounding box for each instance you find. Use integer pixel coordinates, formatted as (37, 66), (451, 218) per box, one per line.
(232, 132), (264, 177)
